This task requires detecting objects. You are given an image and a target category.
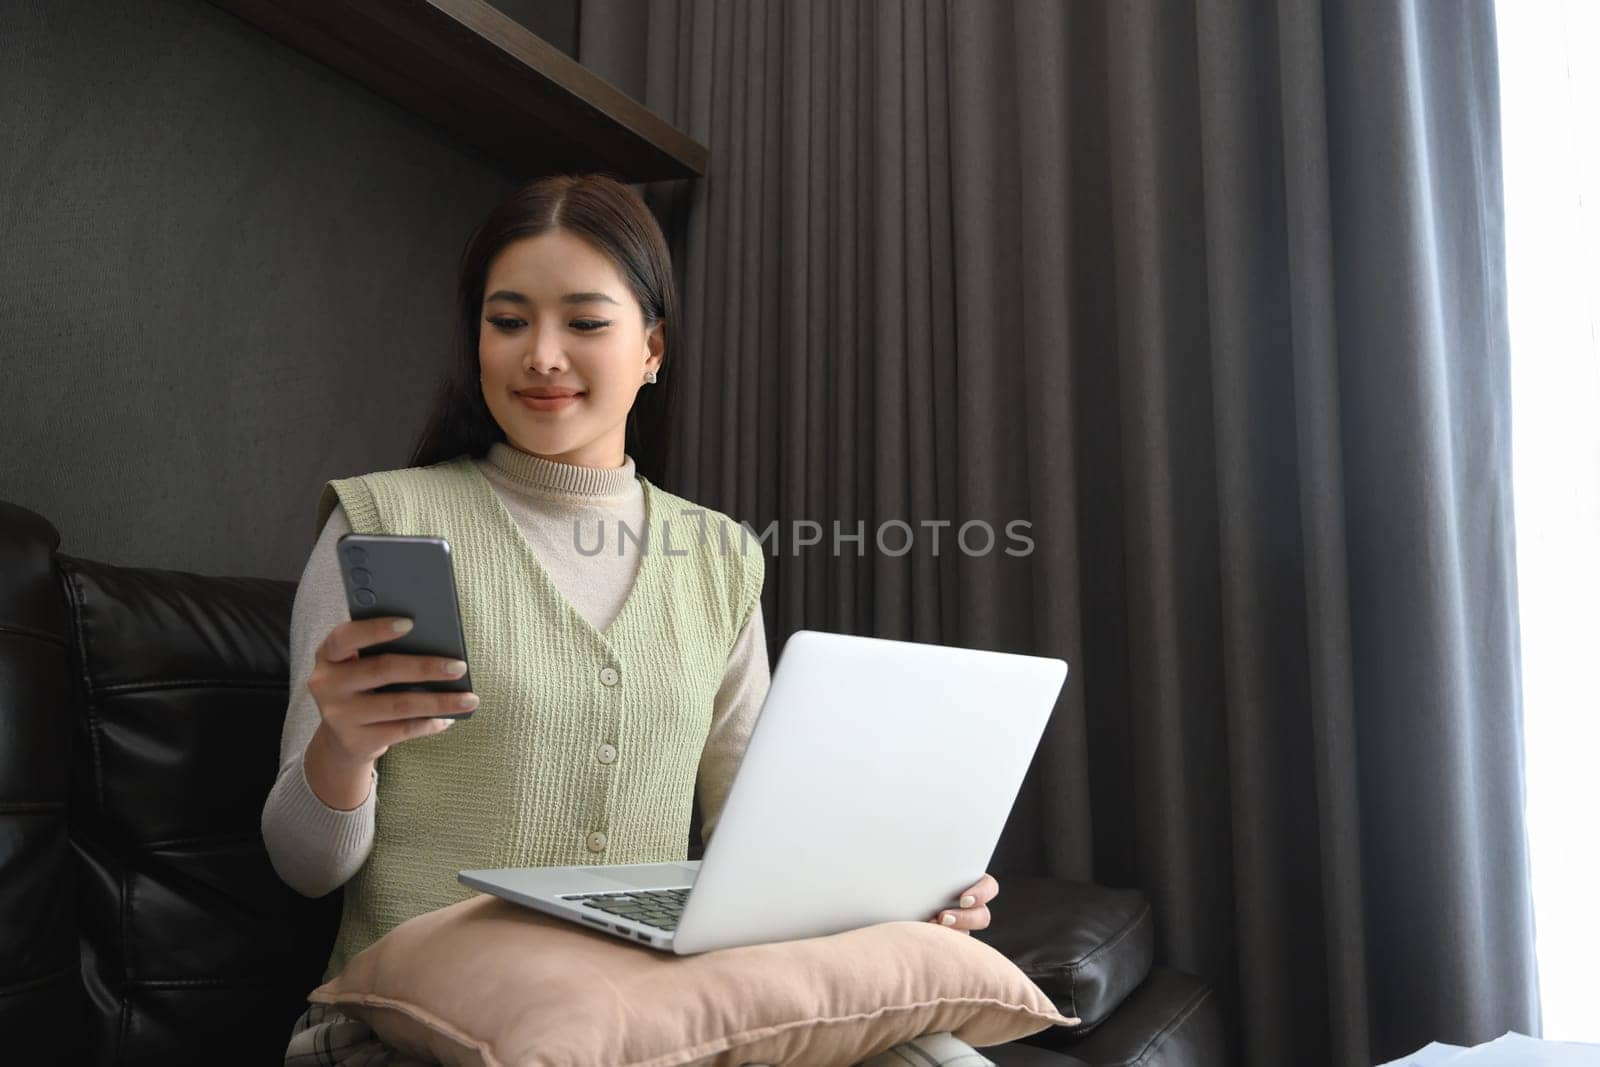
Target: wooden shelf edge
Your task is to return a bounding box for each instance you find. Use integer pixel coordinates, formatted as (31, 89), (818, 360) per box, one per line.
(209, 0), (707, 182)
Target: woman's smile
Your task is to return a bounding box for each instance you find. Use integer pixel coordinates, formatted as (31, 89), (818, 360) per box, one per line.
(517, 392), (585, 412)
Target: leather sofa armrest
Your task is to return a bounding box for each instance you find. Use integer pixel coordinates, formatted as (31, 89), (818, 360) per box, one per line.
(973, 876), (1154, 1032)
(0, 502), (81, 1047)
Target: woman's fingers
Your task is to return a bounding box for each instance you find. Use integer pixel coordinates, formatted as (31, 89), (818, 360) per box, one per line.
(964, 872), (1000, 906)
(928, 872), (1000, 932)
(929, 903), (990, 933)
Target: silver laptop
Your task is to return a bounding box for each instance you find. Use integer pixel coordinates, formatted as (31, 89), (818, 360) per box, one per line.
(458, 628), (1068, 955)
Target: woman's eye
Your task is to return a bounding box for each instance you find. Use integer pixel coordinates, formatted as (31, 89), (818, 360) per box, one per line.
(484, 317), (608, 332)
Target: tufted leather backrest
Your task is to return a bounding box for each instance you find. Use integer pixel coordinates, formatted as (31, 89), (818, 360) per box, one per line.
(0, 500), (343, 1064)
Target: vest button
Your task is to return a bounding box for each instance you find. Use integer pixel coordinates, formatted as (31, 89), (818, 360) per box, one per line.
(596, 743), (617, 764)
(599, 665), (620, 687)
(586, 830), (608, 852)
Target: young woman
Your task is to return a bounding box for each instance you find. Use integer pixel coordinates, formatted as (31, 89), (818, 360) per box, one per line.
(261, 173), (999, 1064)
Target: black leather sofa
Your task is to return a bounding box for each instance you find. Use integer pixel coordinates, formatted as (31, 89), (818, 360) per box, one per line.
(0, 499), (1227, 1065)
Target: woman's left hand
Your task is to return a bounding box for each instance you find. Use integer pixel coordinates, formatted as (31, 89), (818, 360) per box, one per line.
(928, 872), (998, 934)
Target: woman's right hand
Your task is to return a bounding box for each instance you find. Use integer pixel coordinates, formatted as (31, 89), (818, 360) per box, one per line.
(306, 616), (479, 769)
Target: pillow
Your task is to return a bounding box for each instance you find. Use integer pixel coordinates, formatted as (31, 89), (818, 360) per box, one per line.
(309, 893), (1081, 1067)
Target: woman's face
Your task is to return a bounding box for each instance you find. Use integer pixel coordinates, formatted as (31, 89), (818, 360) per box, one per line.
(479, 230), (663, 468)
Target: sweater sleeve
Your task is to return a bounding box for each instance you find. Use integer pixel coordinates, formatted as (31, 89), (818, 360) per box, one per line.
(695, 599), (771, 848)
(260, 500), (378, 898)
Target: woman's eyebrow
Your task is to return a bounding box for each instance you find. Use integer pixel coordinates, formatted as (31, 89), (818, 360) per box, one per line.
(483, 289), (621, 307)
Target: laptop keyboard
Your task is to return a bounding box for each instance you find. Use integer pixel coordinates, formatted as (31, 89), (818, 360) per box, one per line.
(563, 888), (688, 931)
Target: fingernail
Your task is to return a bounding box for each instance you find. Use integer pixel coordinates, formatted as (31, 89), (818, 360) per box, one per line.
(435, 718), (455, 729)
(391, 619), (414, 634)
(960, 895), (976, 909)
(443, 660), (467, 676)
(457, 694), (479, 710)
(941, 913), (957, 926)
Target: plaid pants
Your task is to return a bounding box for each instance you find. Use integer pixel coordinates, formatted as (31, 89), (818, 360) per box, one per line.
(283, 1000), (996, 1066)
(284, 1002), (435, 1066)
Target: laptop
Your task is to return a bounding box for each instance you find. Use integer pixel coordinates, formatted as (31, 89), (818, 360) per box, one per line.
(458, 628), (1068, 955)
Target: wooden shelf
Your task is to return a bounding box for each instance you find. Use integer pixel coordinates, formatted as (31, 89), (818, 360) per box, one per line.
(209, 0), (706, 181)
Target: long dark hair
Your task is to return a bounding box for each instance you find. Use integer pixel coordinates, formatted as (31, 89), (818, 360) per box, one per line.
(407, 172), (679, 486)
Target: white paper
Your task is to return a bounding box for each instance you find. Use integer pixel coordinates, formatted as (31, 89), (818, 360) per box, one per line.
(1379, 1032), (1600, 1067)
(1377, 1040), (1472, 1067)
(1450, 1032), (1600, 1065)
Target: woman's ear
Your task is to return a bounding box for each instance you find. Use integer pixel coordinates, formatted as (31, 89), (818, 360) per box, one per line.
(645, 321), (665, 376)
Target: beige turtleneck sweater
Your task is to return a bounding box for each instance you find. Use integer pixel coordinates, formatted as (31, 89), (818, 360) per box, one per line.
(261, 443), (771, 899)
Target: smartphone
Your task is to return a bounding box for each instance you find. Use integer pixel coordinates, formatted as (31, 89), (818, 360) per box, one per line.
(336, 532), (476, 718)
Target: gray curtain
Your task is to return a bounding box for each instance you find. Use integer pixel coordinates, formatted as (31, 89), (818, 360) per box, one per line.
(579, 1), (1539, 1063)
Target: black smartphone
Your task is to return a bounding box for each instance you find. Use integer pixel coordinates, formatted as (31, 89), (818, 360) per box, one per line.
(336, 532), (476, 718)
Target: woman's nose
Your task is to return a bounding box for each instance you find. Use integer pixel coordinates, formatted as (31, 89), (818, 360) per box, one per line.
(524, 332), (569, 373)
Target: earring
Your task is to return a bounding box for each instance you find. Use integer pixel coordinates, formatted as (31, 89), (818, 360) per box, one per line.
(645, 370), (658, 384)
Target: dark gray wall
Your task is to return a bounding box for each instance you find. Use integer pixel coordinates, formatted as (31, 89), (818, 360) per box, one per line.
(0, 0), (578, 582)
(496, 0), (581, 52)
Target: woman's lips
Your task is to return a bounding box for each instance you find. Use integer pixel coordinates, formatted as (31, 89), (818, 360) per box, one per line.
(517, 393), (584, 411)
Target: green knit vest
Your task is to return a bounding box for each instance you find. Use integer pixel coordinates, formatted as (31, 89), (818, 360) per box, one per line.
(310, 454), (764, 982)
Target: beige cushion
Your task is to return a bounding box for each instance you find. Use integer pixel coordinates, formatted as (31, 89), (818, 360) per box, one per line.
(309, 894), (1080, 1066)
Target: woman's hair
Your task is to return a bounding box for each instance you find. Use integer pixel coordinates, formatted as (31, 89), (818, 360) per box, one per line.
(407, 172), (680, 485)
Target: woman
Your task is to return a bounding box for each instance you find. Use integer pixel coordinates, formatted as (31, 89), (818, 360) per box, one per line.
(262, 173), (1000, 1064)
